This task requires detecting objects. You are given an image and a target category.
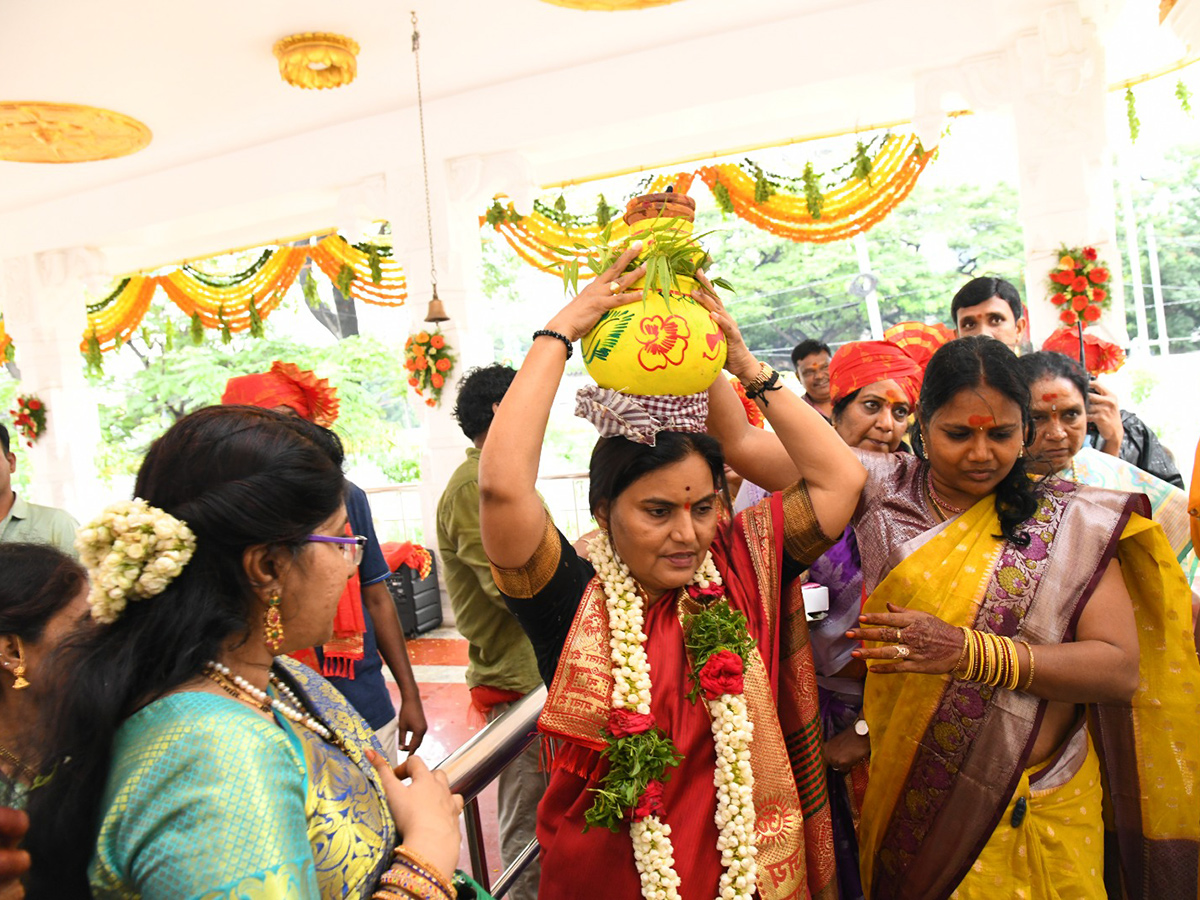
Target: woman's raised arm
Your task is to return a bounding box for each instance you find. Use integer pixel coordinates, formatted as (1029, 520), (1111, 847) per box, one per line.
(479, 246), (644, 569)
(696, 278), (865, 538)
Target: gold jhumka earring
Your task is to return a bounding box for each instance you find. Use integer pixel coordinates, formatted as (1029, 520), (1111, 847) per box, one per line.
(264, 592), (284, 653)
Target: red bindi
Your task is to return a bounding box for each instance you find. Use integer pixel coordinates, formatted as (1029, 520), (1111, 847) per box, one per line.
(684, 501), (692, 512)
(967, 415), (995, 427)
(1040, 392), (1059, 402)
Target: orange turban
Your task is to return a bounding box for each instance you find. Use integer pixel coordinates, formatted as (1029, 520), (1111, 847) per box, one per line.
(221, 361), (340, 427)
(829, 340), (924, 407)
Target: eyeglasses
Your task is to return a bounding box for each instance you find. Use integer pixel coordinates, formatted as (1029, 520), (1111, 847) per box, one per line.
(306, 534), (368, 567)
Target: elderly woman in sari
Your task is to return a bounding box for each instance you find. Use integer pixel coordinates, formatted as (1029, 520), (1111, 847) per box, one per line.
(709, 336), (1200, 900)
(479, 246), (865, 900)
(1015, 350), (1198, 591)
(804, 340), (922, 900)
(25, 407), (463, 900)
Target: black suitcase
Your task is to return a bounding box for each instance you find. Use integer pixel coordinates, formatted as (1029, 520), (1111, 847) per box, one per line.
(386, 554), (443, 638)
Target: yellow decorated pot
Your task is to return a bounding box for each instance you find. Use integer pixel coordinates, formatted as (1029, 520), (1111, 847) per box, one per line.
(581, 192), (728, 395)
(581, 272), (727, 396)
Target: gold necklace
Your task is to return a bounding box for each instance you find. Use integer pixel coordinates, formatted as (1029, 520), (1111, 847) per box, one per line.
(926, 471), (967, 517)
(0, 741), (39, 782)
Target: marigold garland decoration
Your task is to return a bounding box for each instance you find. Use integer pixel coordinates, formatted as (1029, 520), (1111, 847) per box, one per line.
(81, 234), (407, 364)
(481, 135), (935, 278)
(1046, 246), (1110, 328)
(404, 329), (456, 408)
(1042, 327), (1126, 376)
(9, 395), (47, 447)
(730, 377), (765, 428)
(0, 315), (12, 363)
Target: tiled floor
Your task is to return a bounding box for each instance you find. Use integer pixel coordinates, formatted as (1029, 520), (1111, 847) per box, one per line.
(386, 628), (506, 882)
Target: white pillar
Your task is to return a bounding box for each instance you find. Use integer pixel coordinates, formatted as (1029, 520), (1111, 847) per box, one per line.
(1, 249), (105, 519)
(1010, 5), (1122, 347)
(385, 151), (534, 617)
(913, 2), (1122, 347)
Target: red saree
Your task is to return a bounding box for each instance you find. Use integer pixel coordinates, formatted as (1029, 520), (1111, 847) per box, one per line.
(535, 492), (837, 899)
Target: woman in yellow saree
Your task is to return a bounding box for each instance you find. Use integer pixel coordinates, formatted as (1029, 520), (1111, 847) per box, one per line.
(711, 336), (1200, 899)
(844, 338), (1200, 900)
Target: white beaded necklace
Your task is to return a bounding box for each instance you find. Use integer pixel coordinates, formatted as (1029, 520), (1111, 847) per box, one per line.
(204, 661), (339, 746)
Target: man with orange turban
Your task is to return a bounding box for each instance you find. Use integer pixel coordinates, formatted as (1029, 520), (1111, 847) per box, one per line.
(223, 361), (427, 762)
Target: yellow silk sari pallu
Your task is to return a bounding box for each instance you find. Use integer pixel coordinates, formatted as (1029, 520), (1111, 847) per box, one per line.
(858, 480), (1200, 900)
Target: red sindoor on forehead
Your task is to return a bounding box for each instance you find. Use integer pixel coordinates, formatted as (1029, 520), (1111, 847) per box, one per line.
(1041, 392), (1059, 402)
(967, 415), (995, 427)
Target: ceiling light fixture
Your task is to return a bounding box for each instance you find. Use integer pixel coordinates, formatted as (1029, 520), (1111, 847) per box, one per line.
(273, 32), (360, 90)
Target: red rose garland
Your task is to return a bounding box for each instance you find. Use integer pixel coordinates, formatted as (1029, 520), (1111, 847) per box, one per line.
(403, 329), (456, 408)
(1047, 246), (1111, 328)
(9, 394), (47, 447)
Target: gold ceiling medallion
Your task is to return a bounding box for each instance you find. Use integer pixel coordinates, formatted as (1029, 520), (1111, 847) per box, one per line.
(273, 32), (360, 90)
(538, 0), (687, 8)
(0, 102), (151, 164)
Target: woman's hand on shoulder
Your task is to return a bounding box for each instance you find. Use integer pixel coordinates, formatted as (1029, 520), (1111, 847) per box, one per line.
(367, 750), (462, 882)
(543, 244), (645, 342)
(847, 602), (964, 675)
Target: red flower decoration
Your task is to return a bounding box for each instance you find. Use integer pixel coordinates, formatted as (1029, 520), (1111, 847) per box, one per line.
(431, 373), (444, 389)
(1050, 292), (1067, 306)
(1088, 267), (1109, 284)
(1071, 276), (1088, 292)
(1059, 309), (1078, 325)
(1071, 295), (1089, 312)
(635, 315), (690, 371)
(607, 709), (656, 738)
(686, 582), (725, 603)
(425, 397), (437, 407)
(697, 650), (745, 700)
(430, 334), (445, 349)
(1083, 247), (1098, 261)
(435, 358), (452, 372)
(1049, 271), (1074, 285)
(27, 399), (40, 411)
(631, 780), (665, 822)
(1082, 305), (1102, 323)
(1091, 288), (1107, 303)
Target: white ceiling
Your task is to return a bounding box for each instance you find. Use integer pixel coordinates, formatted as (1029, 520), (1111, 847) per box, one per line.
(0, 0), (1162, 270)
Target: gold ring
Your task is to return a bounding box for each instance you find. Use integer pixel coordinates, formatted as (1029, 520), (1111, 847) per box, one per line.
(895, 645), (910, 659)
(896, 627), (906, 643)
(608, 281), (622, 294)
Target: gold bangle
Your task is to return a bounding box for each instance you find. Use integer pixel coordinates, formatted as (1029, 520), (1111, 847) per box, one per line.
(1018, 640), (1035, 691)
(1002, 637), (1020, 691)
(740, 360), (773, 393)
(391, 846), (455, 900)
(379, 866), (450, 900)
(953, 628), (970, 676)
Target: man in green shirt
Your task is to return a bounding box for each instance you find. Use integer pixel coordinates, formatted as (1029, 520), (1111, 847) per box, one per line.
(437, 364), (545, 900)
(0, 425), (77, 557)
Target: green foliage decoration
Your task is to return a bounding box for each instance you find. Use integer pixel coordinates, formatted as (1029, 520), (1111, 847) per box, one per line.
(683, 599), (757, 703)
(189, 312), (204, 346)
(584, 728), (681, 833)
(1176, 79), (1193, 116)
(711, 179), (734, 214)
(1126, 87), (1140, 142)
(802, 163), (824, 219)
(336, 264), (355, 297)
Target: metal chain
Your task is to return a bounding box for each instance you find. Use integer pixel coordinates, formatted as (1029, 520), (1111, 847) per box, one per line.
(411, 10), (438, 292)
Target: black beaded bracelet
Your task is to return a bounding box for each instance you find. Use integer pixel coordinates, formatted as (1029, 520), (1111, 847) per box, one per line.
(744, 368), (783, 406)
(532, 329), (573, 359)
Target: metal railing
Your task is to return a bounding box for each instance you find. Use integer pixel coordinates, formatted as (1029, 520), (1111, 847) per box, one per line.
(433, 684), (547, 896)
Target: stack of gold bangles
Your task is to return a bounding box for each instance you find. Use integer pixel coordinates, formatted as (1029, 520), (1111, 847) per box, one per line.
(373, 845), (455, 900)
(953, 627), (1035, 691)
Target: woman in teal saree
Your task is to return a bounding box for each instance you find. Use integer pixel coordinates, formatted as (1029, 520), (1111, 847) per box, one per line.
(25, 407), (463, 900)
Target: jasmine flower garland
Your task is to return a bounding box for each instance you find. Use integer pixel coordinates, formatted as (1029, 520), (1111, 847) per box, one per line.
(586, 532), (758, 900)
(77, 499), (196, 624)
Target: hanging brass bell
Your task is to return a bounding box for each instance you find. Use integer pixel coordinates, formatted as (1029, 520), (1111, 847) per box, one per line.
(423, 289), (449, 323)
